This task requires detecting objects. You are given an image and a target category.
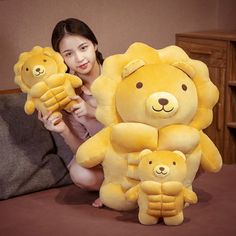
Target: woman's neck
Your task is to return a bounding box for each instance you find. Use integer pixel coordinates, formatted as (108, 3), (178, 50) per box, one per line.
(76, 61), (101, 89)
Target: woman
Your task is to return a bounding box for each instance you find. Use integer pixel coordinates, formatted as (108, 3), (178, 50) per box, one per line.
(39, 18), (104, 207)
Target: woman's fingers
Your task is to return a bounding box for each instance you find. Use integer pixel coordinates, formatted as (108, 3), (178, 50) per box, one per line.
(38, 111), (43, 121)
(70, 96), (83, 112)
(38, 111), (52, 121)
(48, 112), (62, 124)
(74, 108), (86, 117)
(70, 95), (81, 102)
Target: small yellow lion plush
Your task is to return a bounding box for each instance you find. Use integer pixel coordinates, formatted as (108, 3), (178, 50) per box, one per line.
(125, 150), (198, 225)
(14, 46), (82, 117)
(76, 42), (222, 211)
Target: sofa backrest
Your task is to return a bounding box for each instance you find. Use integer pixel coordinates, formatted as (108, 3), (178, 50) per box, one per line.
(0, 91), (72, 199)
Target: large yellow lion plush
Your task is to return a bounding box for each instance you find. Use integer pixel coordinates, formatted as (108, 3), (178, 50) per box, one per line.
(125, 149), (198, 225)
(14, 46), (82, 117)
(76, 42), (222, 211)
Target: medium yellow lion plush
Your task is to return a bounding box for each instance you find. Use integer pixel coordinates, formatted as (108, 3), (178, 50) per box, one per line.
(125, 150), (198, 225)
(14, 46), (82, 117)
(76, 42), (222, 211)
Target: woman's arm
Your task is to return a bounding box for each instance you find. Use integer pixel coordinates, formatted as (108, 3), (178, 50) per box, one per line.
(38, 111), (82, 153)
(59, 126), (83, 153)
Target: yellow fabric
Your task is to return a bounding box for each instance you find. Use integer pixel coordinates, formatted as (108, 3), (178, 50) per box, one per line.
(14, 46), (82, 116)
(76, 42), (222, 211)
(125, 150), (198, 225)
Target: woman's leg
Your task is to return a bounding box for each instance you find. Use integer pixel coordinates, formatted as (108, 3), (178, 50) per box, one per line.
(68, 157), (104, 207)
(68, 157), (103, 190)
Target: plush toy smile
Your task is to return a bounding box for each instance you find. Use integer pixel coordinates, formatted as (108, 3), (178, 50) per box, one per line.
(32, 65), (45, 77)
(146, 91), (179, 118)
(154, 165), (169, 177)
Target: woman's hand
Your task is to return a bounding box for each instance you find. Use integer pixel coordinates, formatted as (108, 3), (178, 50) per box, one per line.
(38, 111), (68, 134)
(38, 111), (82, 152)
(70, 96), (96, 119)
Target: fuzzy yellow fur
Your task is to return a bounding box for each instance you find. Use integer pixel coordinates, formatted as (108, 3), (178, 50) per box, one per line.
(14, 46), (82, 116)
(76, 42), (222, 211)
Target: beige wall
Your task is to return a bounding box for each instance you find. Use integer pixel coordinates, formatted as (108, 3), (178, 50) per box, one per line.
(0, 0), (236, 90)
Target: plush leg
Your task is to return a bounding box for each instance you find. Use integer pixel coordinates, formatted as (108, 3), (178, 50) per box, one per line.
(164, 212), (184, 225)
(139, 212), (158, 225)
(100, 182), (137, 211)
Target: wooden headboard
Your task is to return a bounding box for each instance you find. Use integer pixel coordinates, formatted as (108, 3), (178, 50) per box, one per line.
(0, 88), (21, 94)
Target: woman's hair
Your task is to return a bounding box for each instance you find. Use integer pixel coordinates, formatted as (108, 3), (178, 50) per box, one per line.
(51, 18), (104, 65)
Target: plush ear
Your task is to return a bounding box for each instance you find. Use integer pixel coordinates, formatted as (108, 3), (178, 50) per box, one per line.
(43, 51), (52, 57)
(172, 62), (195, 78)
(122, 59), (145, 78)
(173, 150), (186, 161)
(139, 149), (152, 158)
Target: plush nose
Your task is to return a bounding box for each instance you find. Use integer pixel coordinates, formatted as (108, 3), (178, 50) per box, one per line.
(158, 98), (168, 106)
(153, 164), (170, 177)
(146, 91), (179, 118)
(32, 65), (45, 77)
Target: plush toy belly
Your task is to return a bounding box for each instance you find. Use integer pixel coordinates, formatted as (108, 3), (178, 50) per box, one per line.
(28, 74), (77, 115)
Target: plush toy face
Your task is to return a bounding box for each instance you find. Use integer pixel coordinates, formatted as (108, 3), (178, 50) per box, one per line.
(92, 42), (219, 131)
(21, 54), (59, 88)
(14, 46), (82, 116)
(14, 46), (67, 93)
(138, 150), (187, 183)
(115, 63), (198, 128)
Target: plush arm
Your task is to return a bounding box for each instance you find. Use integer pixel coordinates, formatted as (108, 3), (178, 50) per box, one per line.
(183, 187), (198, 204)
(65, 74), (82, 88)
(125, 184), (140, 202)
(158, 124), (200, 153)
(110, 123), (200, 154)
(76, 127), (111, 168)
(24, 98), (35, 115)
(199, 131), (222, 172)
(111, 122), (158, 152)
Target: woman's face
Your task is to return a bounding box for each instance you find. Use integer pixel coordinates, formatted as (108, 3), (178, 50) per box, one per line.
(59, 34), (98, 77)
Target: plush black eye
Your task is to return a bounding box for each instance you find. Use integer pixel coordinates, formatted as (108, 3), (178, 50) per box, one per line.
(149, 161), (152, 164)
(182, 84), (187, 91)
(173, 161), (176, 165)
(136, 82), (143, 89)
(25, 68), (29, 71)
(43, 59), (47, 62)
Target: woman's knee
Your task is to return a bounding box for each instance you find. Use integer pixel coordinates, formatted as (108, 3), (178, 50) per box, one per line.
(69, 161), (103, 190)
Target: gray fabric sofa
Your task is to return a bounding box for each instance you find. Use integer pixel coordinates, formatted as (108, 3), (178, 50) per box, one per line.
(0, 92), (73, 199)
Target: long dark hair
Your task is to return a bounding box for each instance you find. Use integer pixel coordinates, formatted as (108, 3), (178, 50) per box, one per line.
(51, 18), (104, 65)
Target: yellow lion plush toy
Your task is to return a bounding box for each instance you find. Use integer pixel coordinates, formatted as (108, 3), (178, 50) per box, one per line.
(76, 42), (222, 211)
(14, 46), (82, 117)
(125, 149), (197, 225)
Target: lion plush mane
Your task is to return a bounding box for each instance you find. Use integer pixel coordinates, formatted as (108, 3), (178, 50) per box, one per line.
(92, 43), (218, 131)
(14, 46), (67, 93)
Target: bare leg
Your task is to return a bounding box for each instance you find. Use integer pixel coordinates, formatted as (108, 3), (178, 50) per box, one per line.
(68, 158), (104, 207)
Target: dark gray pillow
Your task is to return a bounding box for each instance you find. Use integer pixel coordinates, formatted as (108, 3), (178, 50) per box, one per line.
(0, 93), (73, 200)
